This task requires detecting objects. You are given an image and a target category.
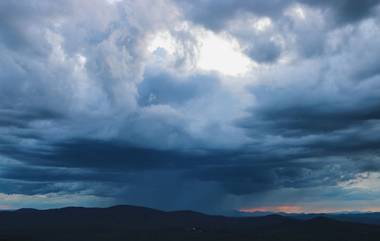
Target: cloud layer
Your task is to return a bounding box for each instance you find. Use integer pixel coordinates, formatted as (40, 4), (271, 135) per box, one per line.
(1, 0), (380, 213)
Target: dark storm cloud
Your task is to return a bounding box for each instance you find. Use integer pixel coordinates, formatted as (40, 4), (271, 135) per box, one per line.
(0, 138), (233, 171)
(177, 0), (380, 30)
(192, 165), (278, 195)
(240, 88), (380, 137)
(176, 0), (289, 30)
(229, 54), (380, 195)
(0, 0), (73, 62)
(305, 0), (380, 24)
(2, 108), (380, 201)
(0, 108), (64, 129)
(0, 179), (59, 195)
(0, 136), (332, 196)
(36, 139), (210, 169)
(191, 162), (352, 195)
(246, 40), (282, 63)
(138, 69), (219, 106)
(1, 0), (380, 212)
(0, 165), (123, 183)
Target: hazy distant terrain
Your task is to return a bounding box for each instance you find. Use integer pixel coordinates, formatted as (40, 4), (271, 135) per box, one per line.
(1, 205), (380, 241)
(290, 212), (380, 226)
(239, 211), (380, 225)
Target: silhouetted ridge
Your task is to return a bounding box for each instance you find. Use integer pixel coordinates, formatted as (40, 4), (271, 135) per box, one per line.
(1, 205), (380, 241)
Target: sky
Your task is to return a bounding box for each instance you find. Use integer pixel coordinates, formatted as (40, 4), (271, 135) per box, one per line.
(1, 0), (380, 214)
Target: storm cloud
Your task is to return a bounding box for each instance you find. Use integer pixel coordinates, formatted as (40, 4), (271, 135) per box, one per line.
(1, 0), (380, 213)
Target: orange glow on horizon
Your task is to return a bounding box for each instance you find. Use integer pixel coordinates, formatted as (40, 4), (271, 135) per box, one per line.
(240, 205), (380, 214)
(0, 205), (12, 210)
(240, 205), (304, 213)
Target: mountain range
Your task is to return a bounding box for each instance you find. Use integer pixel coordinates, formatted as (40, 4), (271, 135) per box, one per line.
(1, 205), (380, 241)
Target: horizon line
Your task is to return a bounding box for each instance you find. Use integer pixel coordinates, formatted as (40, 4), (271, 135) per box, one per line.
(2, 204), (380, 216)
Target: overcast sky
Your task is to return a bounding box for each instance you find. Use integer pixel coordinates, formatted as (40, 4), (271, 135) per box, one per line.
(1, 0), (380, 214)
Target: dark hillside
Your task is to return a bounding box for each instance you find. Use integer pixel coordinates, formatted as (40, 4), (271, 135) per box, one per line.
(1, 205), (380, 241)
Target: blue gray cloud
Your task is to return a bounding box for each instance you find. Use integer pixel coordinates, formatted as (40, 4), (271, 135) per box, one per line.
(0, 0), (380, 213)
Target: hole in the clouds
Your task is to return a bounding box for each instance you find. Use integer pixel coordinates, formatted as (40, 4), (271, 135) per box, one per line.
(197, 31), (252, 76)
(147, 29), (252, 76)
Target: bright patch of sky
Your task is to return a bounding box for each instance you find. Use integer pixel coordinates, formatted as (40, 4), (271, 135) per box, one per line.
(148, 27), (252, 76)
